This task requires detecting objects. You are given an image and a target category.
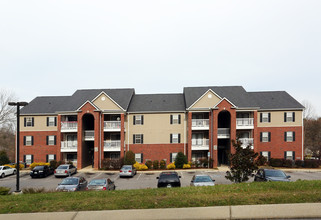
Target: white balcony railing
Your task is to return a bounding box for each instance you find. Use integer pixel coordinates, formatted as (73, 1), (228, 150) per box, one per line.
(191, 139), (209, 150)
(192, 119), (209, 130)
(104, 121), (121, 131)
(61, 141), (77, 152)
(104, 140), (121, 151)
(218, 128), (230, 138)
(236, 118), (254, 129)
(61, 121), (78, 132)
(84, 130), (95, 141)
(239, 138), (254, 149)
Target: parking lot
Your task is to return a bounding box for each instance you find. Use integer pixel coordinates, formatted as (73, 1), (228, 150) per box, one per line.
(1, 169), (321, 192)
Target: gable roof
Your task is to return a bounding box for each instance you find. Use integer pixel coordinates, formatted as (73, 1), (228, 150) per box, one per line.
(128, 94), (186, 113)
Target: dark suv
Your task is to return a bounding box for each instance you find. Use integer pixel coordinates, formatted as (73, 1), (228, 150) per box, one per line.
(157, 171), (181, 188)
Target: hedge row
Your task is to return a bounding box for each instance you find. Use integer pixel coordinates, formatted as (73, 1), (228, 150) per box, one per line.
(269, 158), (320, 168)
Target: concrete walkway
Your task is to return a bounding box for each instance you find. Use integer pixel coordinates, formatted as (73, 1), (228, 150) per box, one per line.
(1, 203), (321, 220)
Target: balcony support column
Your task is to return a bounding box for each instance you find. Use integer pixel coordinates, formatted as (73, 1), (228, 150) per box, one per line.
(187, 112), (192, 161)
(212, 109), (218, 168)
(120, 113), (125, 159)
(57, 114), (63, 162)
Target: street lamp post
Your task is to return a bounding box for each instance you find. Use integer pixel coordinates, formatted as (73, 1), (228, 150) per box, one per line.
(8, 101), (28, 193)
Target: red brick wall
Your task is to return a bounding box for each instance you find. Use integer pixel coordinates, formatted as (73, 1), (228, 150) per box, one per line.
(20, 131), (59, 163)
(127, 143), (185, 164)
(256, 126), (303, 160)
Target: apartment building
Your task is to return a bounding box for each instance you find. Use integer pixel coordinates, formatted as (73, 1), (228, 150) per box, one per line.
(19, 86), (304, 169)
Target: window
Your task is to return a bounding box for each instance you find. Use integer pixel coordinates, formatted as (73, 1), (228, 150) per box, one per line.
(47, 154), (56, 162)
(260, 113), (271, 123)
(24, 154), (33, 165)
(260, 132), (271, 142)
(284, 112), (295, 122)
(170, 153), (177, 163)
(133, 115), (144, 125)
(47, 135), (56, 145)
(284, 151), (295, 160)
(66, 153), (77, 162)
(285, 132), (295, 142)
(170, 114), (181, 124)
(135, 153), (143, 163)
(24, 136), (33, 146)
(133, 134), (143, 144)
(260, 151), (271, 161)
(47, 116), (57, 126)
(24, 117), (34, 127)
(170, 133), (181, 144)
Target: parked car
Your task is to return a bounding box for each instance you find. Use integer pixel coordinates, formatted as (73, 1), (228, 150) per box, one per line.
(190, 175), (215, 186)
(0, 166), (16, 178)
(54, 164), (77, 177)
(157, 171), (181, 188)
(119, 165), (137, 177)
(56, 176), (87, 192)
(30, 165), (53, 178)
(254, 168), (291, 182)
(86, 178), (116, 191)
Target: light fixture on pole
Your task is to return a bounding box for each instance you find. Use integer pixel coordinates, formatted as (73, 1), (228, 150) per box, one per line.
(8, 101), (28, 193)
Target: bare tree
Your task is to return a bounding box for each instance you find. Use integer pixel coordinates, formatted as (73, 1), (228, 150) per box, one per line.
(302, 100), (317, 119)
(0, 89), (17, 130)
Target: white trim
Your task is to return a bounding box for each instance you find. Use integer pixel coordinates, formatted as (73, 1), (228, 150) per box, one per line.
(213, 97), (237, 108)
(187, 89), (222, 110)
(91, 91), (125, 111)
(76, 100), (100, 111)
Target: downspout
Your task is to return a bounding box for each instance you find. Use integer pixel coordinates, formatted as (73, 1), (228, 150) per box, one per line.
(184, 112), (186, 155)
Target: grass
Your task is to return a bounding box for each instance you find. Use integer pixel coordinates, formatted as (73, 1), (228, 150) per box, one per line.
(1, 180), (321, 214)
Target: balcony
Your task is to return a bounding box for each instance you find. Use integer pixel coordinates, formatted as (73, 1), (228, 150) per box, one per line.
(61, 121), (78, 132)
(104, 140), (121, 151)
(84, 130), (94, 141)
(192, 119), (209, 130)
(236, 118), (254, 129)
(239, 138), (254, 149)
(218, 128), (230, 138)
(61, 141), (77, 152)
(104, 121), (121, 132)
(191, 139), (209, 150)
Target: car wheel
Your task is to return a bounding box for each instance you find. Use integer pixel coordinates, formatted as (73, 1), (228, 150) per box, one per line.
(1, 173), (5, 178)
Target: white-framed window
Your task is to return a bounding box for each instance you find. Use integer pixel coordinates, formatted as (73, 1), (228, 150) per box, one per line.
(170, 133), (180, 144)
(47, 154), (55, 162)
(261, 151), (271, 161)
(133, 134), (143, 144)
(171, 114), (181, 124)
(134, 115), (144, 125)
(261, 132), (270, 142)
(25, 154), (33, 165)
(47, 116), (56, 126)
(285, 132), (295, 142)
(47, 135), (56, 145)
(285, 151), (294, 160)
(24, 136), (33, 146)
(135, 153), (142, 163)
(285, 112), (295, 122)
(170, 153), (177, 163)
(24, 117), (34, 127)
(261, 113), (270, 123)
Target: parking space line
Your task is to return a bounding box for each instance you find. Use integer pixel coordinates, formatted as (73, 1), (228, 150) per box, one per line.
(136, 173), (142, 181)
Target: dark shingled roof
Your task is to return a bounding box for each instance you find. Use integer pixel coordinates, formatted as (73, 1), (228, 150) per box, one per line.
(20, 96), (70, 114)
(248, 91), (305, 110)
(127, 94), (186, 112)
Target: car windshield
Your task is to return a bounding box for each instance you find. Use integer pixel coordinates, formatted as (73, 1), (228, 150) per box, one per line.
(194, 176), (213, 183)
(265, 170), (286, 178)
(159, 174), (179, 180)
(34, 166), (44, 170)
(121, 166), (131, 170)
(89, 179), (106, 186)
(60, 178), (78, 185)
(57, 165), (69, 169)
(0, 167), (3, 170)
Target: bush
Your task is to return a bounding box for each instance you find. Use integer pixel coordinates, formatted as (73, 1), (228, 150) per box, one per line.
(145, 160), (153, 169)
(153, 160), (159, 170)
(160, 160), (166, 169)
(67, 161), (73, 165)
(102, 158), (124, 170)
(269, 158), (285, 167)
(256, 155), (267, 166)
(5, 164), (24, 169)
(133, 162), (148, 171)
(174, 152), (188, 169)
(0, 151), (10, 165)
(29, 162), (50, 170)
(22, 187), (46, 194)
(0, 187), (10, 196)
(295, 160), (304, 168)
(167, 163), (175, 170)
(304, 159), (319, 168)
(183, 164), (191, 169)
(49, 160), (58, 169)
(283, 159), (294, 168)
(124, 151), (136, 165)
(57, 160), (65, 167)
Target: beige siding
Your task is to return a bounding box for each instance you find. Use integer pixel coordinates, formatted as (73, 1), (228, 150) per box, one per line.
(20, 115), (58, 131)
(126, 113), (186, 144)
(191, 90), (221, 109)
(93, 93), (122, 111)
(257, 110), (303, 127)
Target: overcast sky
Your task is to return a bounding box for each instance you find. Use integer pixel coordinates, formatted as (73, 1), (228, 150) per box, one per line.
(1, 1), (320, 116)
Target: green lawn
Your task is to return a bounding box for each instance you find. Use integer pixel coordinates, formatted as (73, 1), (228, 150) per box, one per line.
(1, 180), (321, 214)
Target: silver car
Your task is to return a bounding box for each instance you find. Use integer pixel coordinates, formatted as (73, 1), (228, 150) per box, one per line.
(0, 166), (17, 178)
(54, 164), (77, 177)
(86, 178), (116, 191)
(190, 175), (215, 186)
(56, 176), (87, 192)
(119, 165), (136, 177)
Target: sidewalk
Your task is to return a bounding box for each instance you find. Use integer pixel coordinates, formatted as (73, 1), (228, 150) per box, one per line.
(1, 203), (321, 220)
